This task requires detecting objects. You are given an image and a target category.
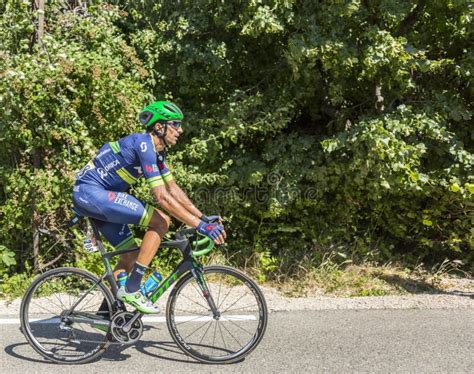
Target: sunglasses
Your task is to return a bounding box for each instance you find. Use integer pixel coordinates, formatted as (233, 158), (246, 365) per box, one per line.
(167, 120), (182, 129)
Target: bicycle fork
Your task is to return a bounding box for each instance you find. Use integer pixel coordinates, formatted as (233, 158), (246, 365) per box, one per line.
(192, 265), (221, 319)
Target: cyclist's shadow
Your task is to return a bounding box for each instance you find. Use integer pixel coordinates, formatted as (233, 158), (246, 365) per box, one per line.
(6, 325), (244, 365)
(104, 325), (244, 364)
(103, 325), (195, 364)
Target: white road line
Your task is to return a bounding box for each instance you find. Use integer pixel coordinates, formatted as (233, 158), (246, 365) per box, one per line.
(0, 314), (257, 325)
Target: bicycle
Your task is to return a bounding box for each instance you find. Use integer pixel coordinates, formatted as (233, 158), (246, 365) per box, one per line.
(20, 213), (268, 364)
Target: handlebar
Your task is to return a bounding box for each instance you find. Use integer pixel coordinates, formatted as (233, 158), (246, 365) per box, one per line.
(192, 235), (215, 256)
(175, 227), (215, 257)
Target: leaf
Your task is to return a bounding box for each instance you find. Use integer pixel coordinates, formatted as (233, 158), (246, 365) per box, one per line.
(465, 183), (474, 194)
(449, 183), (460, 193)
(380, 180), (391, 189)
(422, 219), (433, 227)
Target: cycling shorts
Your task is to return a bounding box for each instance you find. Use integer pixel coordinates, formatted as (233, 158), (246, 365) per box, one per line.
(72, 183), (156, 250)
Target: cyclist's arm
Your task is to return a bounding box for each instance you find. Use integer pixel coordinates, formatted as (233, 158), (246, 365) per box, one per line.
(165, 180), (203, 219)
(136, 136), (199, 227)
(151, 185), (200, 228)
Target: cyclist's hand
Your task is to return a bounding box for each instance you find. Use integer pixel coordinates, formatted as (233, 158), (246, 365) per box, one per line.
(197, 221), (226, 245)
(200, 215), (226, 241)
(201, 214), (222, 224)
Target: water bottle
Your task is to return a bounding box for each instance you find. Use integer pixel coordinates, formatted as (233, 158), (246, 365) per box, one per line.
(140, 271), (163, 296)
(117, 271), (128, 288)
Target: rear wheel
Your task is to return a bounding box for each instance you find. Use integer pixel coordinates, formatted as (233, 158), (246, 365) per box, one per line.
(20, 267), (114, 364)
(166, 265), (268, 363)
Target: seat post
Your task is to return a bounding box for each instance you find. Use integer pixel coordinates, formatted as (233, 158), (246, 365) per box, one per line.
(88, 218), (120, 295)
(88, 219), (107, 256)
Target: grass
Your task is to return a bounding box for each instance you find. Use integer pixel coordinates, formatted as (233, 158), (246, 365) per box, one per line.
(1, 253), (472, 301)
(269, 260), (473, 298)
(205, 248), (473, 298)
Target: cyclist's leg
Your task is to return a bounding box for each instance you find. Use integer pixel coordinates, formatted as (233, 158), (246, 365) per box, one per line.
(123, 209), (170, 294)
(137, 209), (170, 265)
(95, 212), (170, 281)
(92, 221), (139, 278)
(91, 222), (139, 317)
(73, 185), (170, 312)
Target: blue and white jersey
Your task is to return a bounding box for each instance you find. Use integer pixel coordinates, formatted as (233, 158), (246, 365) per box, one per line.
(75, 133), (173, 191)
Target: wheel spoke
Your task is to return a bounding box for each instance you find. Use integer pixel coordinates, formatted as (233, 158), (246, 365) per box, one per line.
(36, 292), (64, 312)
(217, 284), (234, 310)
(76, 291), (99, 313)
(216, 277), (223, 306)
(175, 314), (211, 326)
(220, 291), (250, 314)
(217, 319), (228, 352)
(211, 319), (218, 356)
(30, 300), (60, 316)
(219, 319), (242, 347)
(226, 318), (255, 336)
(190, 281), (208, 305)
(223, 303), (259, 313)
(198, 318), (214, 345)
(178, 292), (209, 310)
(183, 319), (213, 340)
(53, 292), (67, 311)
(174, 308), (209, 317)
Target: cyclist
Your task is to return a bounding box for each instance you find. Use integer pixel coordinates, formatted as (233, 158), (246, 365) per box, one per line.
(72, 101), (226, 314)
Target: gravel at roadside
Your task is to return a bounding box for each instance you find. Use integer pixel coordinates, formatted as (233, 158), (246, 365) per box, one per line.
(0, 286), (472, 317)
(260, 286), (473, 311)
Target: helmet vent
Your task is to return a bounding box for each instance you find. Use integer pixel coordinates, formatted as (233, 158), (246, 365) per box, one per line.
(164, 104), (177, 113)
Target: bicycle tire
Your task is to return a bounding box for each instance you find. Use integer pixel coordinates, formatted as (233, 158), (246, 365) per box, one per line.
(166, 265), (268, 364)
(20, 267), (115, 364)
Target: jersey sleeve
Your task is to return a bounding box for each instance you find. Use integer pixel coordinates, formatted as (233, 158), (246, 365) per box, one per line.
(136, 135), (165, 188)
(157, 151), (174, 183)
(136, 135), (174, 188)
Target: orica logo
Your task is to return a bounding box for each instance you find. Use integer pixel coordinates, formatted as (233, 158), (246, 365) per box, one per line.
(103, 159), (120, 172)
(140, 142), (147, 152)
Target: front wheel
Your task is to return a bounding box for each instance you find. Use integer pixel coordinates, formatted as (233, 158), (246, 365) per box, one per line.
(166, 265), (268, 363)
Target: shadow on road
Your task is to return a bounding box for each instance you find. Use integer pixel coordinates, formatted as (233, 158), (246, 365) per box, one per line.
(379, 274), (474, 299)
(4, 341), (132, 365)
(5, 326), (245, 365)
(4, 342), (51, 364)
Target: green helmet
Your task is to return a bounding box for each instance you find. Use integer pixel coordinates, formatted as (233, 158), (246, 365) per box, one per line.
(139, 101), (184, 127)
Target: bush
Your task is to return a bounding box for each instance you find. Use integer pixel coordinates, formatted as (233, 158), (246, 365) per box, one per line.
(0, 1), (472, 280)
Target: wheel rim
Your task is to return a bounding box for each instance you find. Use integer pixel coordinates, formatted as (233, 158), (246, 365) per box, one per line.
(23, 271), (111, 362)
(169, 268), (266, 361)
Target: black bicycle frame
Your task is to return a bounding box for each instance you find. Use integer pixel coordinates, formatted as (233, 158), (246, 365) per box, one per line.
(61, 217), (221, 330)
(89, 219), (205, 304)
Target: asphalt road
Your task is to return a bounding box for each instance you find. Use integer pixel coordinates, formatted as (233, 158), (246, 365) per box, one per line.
(1, 309), (473, 373)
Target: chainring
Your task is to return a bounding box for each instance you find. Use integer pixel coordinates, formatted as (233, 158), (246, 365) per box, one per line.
(110, 311), (143, 345)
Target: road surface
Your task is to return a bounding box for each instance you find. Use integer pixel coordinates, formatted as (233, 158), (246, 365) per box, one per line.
(1, 309), (473, 373)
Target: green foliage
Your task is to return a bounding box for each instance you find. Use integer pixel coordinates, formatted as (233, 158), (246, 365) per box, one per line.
(0, 245), (17, 276)
(0, 272), (30, 299)
(0, 1), (149, 270)
(0, 0), (472, 280)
